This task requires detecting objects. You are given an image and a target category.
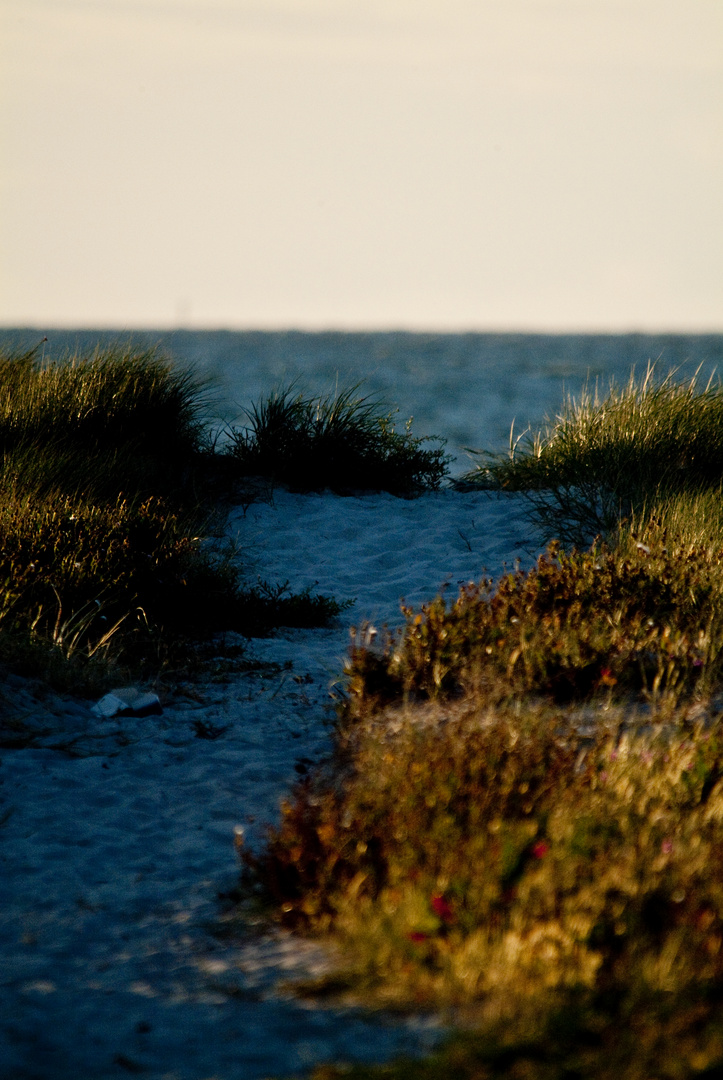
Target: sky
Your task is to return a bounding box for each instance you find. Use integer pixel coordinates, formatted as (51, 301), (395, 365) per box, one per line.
(1, 0), (721, 332)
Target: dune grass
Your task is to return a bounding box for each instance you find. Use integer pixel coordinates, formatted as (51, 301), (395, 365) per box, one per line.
(0, 345), (350, 692)
(229, 383), (450, 494)
(249, 368), (723, 1079)
(0, 342), (209, 501)
(462, 365), (723, 544)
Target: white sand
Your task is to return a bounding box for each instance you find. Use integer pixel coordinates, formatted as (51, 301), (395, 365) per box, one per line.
(0, 488), (540, 1080)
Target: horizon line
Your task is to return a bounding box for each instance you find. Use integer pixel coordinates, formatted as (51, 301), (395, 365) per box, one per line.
(2, 322), (722, 337)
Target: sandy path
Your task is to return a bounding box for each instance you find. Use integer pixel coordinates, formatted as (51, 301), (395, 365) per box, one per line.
(0, 489), (538, 1080)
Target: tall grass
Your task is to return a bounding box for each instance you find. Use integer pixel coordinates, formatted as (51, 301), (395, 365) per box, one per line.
(462, 365), (723, 543)
(0, 346), (219, 687)
(0, 343), (209, 502)
(230, 384), (449, 494)
(0, 346), (349, 691)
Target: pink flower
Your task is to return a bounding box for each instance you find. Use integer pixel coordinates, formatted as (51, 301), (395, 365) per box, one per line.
(407, 931), (429, 943)
(661, 839), (673, 854)
(531, 840), (550, 859)
(430, 893), (455, 923)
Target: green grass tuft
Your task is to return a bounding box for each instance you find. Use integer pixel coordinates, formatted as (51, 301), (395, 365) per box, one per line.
(229, 383), (450, 494)
(0, 342), (209, 502)
(461, 365), (723, 544)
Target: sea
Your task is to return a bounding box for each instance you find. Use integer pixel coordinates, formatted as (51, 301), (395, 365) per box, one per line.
(2, 328), (722, 476)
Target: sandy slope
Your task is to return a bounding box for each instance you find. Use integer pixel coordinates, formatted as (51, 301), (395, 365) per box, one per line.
(0, 489), (539, 1080)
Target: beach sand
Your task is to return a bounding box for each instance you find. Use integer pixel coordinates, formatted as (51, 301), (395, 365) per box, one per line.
(0, 488), (540, 1080)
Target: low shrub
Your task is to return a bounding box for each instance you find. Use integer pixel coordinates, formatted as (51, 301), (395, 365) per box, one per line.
(283, 996), (723, 1078)
(229, 383), (450, 494)
(251, 705), (723, 1076)
(248, 366), (723, 1076)
(344, 526), (723, 710)
(235, 579), (353, 633)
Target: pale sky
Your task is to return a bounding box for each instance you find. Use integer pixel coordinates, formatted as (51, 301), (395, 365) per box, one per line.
(1, 0), (721, 331)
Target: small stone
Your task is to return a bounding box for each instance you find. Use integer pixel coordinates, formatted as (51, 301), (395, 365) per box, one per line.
(91, 688), (162, 719)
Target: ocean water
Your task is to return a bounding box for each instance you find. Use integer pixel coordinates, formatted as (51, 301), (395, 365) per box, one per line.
(3, 328), (723, 475)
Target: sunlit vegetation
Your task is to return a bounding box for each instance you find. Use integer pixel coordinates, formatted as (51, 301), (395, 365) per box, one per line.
(0, 346), (353, 692)
(462, 364), (723, 545)
(252, 368), (723, 1079)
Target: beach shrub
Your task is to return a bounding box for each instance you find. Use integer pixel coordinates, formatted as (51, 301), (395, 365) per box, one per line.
(462, 366), (723, 543)
(250, 467), (723, 1077)
(229, 383), (450, 494)
(252, 704), (723, 1078)
(282, 997), (723, 1079)
(343, 528), (723, 710)
(249, 365), (723, 1079)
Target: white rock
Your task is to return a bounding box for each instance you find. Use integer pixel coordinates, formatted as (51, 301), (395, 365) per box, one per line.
(91, 687), (162, 718)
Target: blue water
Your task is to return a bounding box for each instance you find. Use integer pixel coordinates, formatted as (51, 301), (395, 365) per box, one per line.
(2, 328), (722, 475)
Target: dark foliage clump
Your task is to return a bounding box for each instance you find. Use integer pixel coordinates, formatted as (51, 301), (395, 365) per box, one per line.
(229, 384), (450, 494)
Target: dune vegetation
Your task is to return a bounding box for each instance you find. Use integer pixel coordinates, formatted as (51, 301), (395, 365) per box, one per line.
(229, 382), (449, 494)
(0, 345), (443, 696)
(7, 345), (723, 1074)
(462, 363), (723, 545)
(250, 368), (723, 1079)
